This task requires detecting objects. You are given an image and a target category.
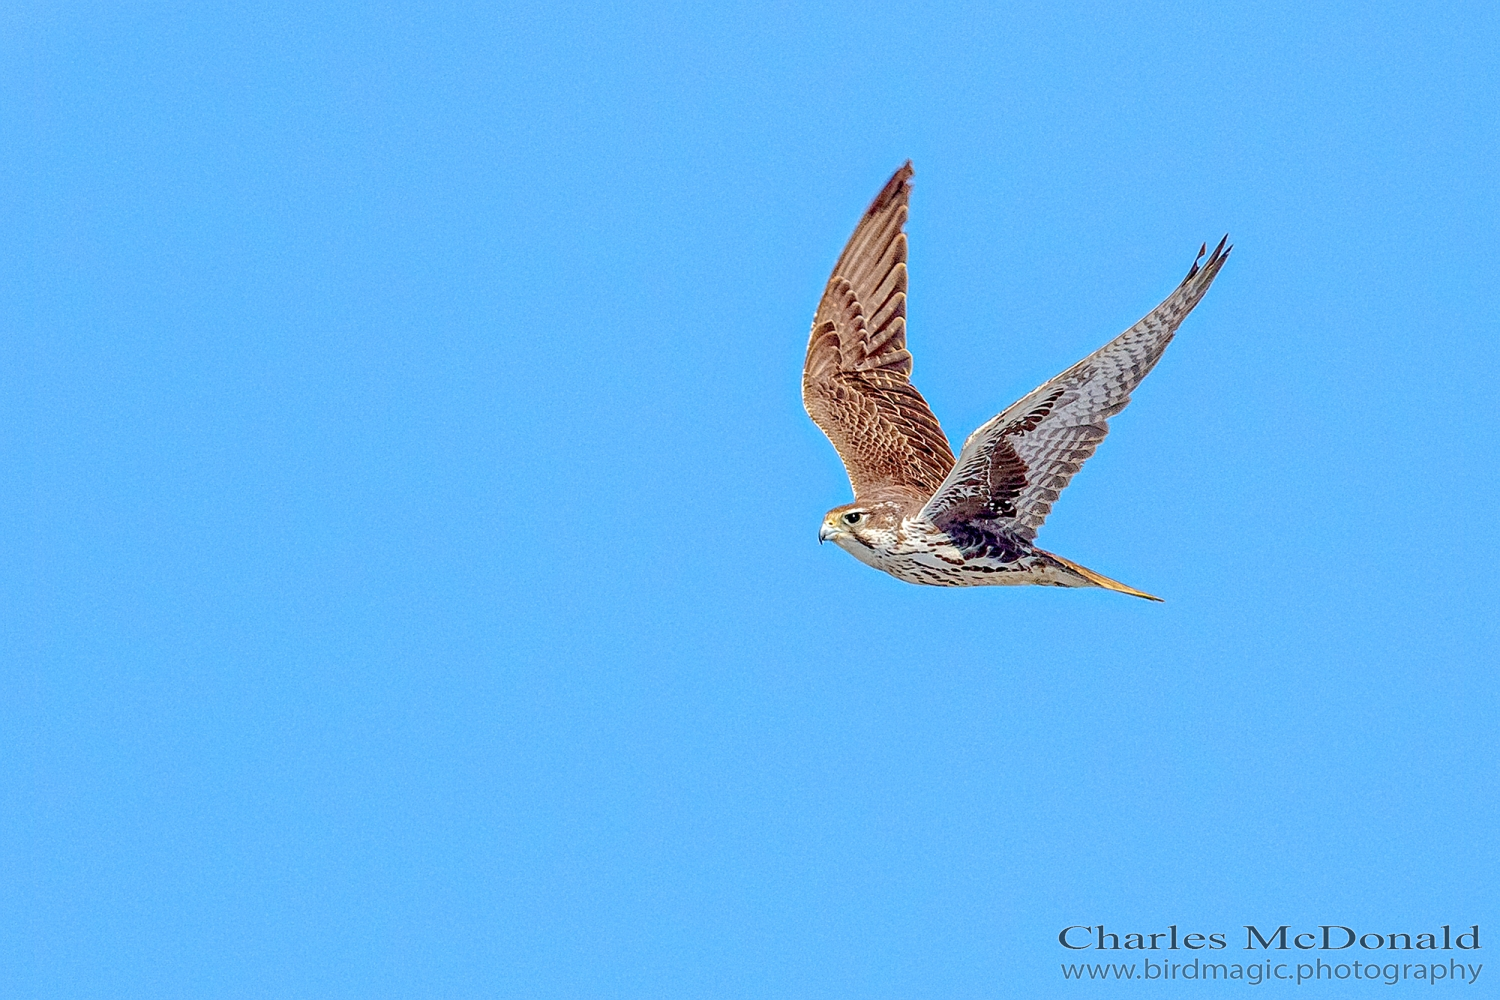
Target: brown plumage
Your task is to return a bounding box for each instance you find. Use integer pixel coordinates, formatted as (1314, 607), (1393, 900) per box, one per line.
(804, 162), (1230, 599)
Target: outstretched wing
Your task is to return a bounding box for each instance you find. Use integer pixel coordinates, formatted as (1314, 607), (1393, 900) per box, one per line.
(803, 162), (955, 504)
(921, 237), (1231, 540)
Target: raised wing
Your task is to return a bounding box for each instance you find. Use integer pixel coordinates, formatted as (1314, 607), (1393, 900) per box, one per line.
(803, 162), (955, 504)
(921, 237), (1231, 540)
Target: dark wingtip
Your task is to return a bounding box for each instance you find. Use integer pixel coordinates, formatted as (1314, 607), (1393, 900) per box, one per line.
(1186, 234), (1233, 282)
(1185, 242), (1209, 280)
(867, 161), (915, 216)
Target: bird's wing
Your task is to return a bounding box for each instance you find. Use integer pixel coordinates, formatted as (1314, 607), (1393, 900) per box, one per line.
(921, 237), (1231, 540)
(802, 162), (955, 504)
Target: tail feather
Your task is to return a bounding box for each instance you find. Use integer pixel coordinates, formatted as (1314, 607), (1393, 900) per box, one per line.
(1046, 552), (1163, 602)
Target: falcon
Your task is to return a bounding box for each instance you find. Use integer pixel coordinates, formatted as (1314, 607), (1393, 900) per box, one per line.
(804, 162), (1230, 599)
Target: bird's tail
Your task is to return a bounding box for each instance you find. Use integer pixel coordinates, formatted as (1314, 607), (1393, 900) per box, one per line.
(1046, 552), (1163, 602)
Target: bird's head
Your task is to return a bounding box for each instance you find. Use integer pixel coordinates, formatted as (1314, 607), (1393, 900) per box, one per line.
(818, 502), (898, 550)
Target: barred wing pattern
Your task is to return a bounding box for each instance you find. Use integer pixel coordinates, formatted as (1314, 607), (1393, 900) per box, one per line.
(802, 162), (955, 503)
(921, 238), (1232, 541)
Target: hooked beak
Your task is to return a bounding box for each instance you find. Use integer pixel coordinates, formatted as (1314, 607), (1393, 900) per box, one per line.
(818, 522), (836, 544)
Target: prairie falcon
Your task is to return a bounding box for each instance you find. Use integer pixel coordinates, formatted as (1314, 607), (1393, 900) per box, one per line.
(804, 162), (1229, 599)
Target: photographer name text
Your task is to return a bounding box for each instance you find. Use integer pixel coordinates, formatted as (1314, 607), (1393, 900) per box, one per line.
(1059, 924), (1481, 953)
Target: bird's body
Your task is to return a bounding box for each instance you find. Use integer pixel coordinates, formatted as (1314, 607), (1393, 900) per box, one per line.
(803, 163), (1230, 599)
(819, 498), (1086, 589)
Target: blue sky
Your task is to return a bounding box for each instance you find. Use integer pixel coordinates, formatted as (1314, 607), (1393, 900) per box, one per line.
(4, 2), (1496, 997)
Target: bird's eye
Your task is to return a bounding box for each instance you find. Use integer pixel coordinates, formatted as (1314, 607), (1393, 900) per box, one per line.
(843, 511), (862, 525)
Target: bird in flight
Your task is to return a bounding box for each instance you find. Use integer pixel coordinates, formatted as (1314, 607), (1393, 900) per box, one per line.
(804, 162), (1230, 600)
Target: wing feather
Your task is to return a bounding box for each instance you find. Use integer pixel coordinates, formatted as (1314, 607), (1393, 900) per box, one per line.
(921, 237), (1231, 539)
(802, 163), (955, 503)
